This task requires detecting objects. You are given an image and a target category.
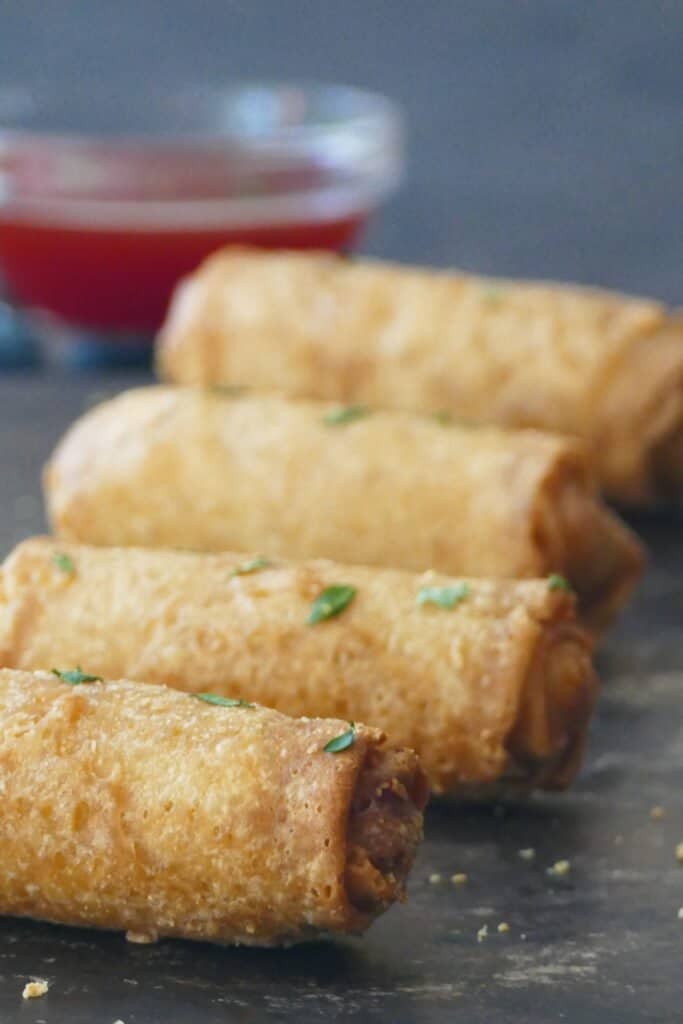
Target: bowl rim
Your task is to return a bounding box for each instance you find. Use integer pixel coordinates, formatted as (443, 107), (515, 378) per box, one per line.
(0, 80), (404, 226)
(0, 79), (401, 151)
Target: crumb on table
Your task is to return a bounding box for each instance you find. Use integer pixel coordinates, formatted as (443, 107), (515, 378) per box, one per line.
(547, 859), (571, 877)
(676, 844), (683, 864)
(451, 872), (468, 885)
(428, 873), (442, 884)
(125, 930), (158, 944)
(22, 979), (48, 1000)
(498, 921), (510, 933)
(476, 924), (488, 943)
(518, 847), (535, 861)
(650, 805), (665, 820)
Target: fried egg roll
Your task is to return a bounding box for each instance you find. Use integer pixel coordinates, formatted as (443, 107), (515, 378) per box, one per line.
(44, 388), (643, 631)
(156, 248), (683, 504)
(0, 538), (598, 796)
(0, 667), (427, 946)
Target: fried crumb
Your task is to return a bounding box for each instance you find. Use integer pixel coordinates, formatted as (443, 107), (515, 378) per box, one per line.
(650, 805), (665, 820)
(125, 930), (158, 944)
(677, 908), (683, 920)
(22, 979), (48, 1000)
(547, 859), (571, 877)
(518, 847), (535, 861)
(675, 844), (683, 864)
(428, 873), (442, 884)
(450, 873), (468, 885)
(497, 922), (510, 933)
(476, 924), (488, 943)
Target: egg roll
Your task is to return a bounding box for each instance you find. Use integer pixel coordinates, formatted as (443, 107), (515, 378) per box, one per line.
(0, 538), (598, 796)
(0, 667), (427, 946)
(44, 387), (643, 632)
(156, 248), (683, 504)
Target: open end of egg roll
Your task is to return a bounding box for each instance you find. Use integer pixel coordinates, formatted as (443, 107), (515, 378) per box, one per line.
(554, 481), (644, 633)
(506, 620), (597, 790)
(530, 450), (644, 633)
(598, 319), (683, 504)
(345, 746), (428, 915)
(651, 405), (683, 501)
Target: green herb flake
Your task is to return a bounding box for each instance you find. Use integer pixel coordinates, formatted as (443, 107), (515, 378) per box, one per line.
(51, 667), (102, 685)
(434, 411), (453, 425)
(52, 552), (75, 575)
(230, 556), (271, 578)
(193, 693), (255, 708)
(323, 723), (355, 754)
(416, 582), (471, 610)
(432, 411), (476, 429)
(307, 584), (357, 625)
(323, 405), (370, 427)
(547, 574), (571, 593)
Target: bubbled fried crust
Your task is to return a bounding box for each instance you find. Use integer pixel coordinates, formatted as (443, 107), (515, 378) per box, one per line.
(43, 387), (641, 626)
(0, 539), (597, 795)
(0, 669), (425, 945)
(155, 248), (683, 503)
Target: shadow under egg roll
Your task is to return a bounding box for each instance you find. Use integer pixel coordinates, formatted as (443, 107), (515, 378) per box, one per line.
(0, 538), (598, 797)
(156, 248), (683, 505)
(43, 388), (643, 632)
(0, 668), (427, 946)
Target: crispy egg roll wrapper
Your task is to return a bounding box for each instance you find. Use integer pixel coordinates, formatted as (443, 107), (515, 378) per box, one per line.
(0, 668), (427, 946)
(44, 388), (643, 631)
(0, 538), (598, 796)
(157, 249), (683, 504)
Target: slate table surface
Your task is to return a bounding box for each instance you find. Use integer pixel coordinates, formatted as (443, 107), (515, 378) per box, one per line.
(0, 371), (681, 1023)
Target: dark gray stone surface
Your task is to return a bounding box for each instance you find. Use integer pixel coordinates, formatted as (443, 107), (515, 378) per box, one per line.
(0, 373), (681, 1022)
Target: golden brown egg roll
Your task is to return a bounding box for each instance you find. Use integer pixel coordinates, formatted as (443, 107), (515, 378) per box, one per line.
(44, 387), (643, 632)
(0, 667), (427, 946)
(156, 248), (683, 505)
(0, 538), (598, 797)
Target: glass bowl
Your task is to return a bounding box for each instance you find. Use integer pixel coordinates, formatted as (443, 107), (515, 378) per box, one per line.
(0, 81), (403, 363)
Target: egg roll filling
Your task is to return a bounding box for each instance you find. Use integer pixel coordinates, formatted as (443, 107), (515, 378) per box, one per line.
(505, 620), (597, 789)
(345, 746), (428, 914)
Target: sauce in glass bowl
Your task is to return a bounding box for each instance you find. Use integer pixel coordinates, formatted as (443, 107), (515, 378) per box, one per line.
(0, 82), (402, 358)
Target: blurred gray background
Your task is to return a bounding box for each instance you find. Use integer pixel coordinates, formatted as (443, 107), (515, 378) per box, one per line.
(2, 0), (681, 300)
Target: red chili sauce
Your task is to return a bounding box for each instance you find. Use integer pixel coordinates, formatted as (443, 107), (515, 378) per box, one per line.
(0, 213), (365, 331)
